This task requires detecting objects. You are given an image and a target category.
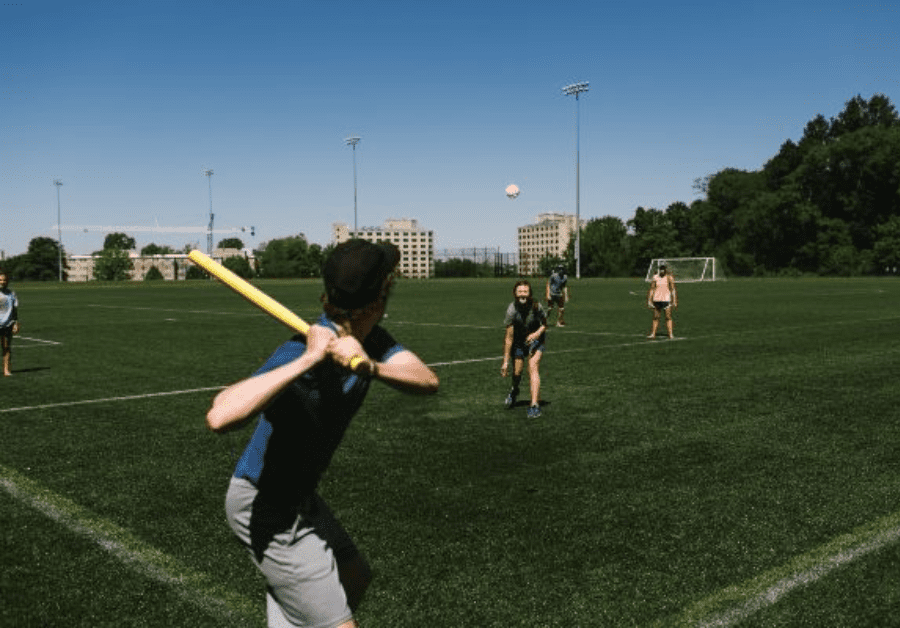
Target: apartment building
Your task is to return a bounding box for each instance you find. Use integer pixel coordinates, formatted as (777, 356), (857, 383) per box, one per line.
(332, 218), (434, 279)
(66, 248), (247, 281)
(517, 212), (581, 276)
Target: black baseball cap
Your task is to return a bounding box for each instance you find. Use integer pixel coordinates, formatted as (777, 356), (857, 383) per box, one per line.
(323, 240), (401, 309)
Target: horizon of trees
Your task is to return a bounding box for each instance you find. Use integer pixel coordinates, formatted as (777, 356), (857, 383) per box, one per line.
(565, 93), (900, 278)
(6, 94), (898, 281)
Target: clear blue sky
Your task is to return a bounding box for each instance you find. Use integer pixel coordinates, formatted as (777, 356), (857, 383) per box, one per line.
(3, 0), (897, 257)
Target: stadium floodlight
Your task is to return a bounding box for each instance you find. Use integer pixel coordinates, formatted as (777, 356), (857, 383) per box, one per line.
(203, 169), (214, 254)
(345, 136), (361, 232)
(54, 179), (64, 281)
(562, 81), (589, 279)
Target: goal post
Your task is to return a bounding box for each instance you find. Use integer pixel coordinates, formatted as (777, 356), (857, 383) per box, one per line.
(645, 257), (719, 283)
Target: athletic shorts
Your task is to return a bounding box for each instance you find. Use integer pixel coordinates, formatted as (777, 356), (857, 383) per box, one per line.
(513, 340), (544, 359)
(0, 326), (12, 338)
(226, 477), (358, 628)
(652, 301), (670, 310)
(547, 295), (565, 308)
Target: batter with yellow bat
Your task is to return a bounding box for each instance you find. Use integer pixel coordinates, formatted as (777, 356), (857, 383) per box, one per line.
(204, 240), (438, 628)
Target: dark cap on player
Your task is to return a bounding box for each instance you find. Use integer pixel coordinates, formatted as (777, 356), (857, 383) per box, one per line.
(324, 240), (401, 309)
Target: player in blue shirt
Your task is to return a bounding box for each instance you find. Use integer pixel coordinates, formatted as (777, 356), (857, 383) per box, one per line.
(0, 270), (20, 377)
(206, 241), (439, 628)
(545, 264), (569, 327)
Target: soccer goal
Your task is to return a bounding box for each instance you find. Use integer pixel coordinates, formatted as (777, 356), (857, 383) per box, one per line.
(645, 257), (720, 282)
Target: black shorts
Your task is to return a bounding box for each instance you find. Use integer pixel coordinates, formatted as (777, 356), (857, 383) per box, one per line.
(652, 301), (670, 310)
(0, 326), (12, 338)
(547, 295), (565, 308)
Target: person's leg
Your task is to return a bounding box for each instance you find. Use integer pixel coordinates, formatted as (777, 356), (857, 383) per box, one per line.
(528, 351), (542, 408)
(338, 553), (372, 613)
(512, 357), (524, 393)
(557, 305), (565, 326)
(506, 356), (524, 408)
(664, 307), (674, 338)
(266, 591), (359, 628)
(227, 479), (358, 628)
(648, 309), (660, 338)
(1, 334), (11, 376)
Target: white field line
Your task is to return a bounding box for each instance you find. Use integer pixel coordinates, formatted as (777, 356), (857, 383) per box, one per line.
(86, 303), (322, 321)
(659, 509), (900, 627)
(12, 336), (62, 347)
(0, 463), (262, 626)
(0, 386), (224, 414)
(426, 337), (685, 367)
(0, 338), (680, 413)
(392, 319), (640, 337)
(87, 304), (271, 317)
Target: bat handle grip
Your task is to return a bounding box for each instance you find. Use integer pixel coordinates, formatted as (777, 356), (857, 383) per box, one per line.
(349, 355), (376, 377)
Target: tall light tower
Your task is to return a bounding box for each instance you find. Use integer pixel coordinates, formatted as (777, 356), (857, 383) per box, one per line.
(54, 179), (64, 281)
(345, 136), (361, 232)
(562, 81), (589, 279)
(203, 168), (214, 254)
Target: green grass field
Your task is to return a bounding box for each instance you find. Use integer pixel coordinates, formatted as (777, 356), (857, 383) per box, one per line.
(2, 276), (899, 627)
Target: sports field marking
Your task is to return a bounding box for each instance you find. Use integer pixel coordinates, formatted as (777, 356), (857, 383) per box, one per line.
(1, 337), (679, 413)
(0, 463), (262, 627)
(426, 338), (685, 367)
(660, 508), (900, 627)
(393, 320), (647, 338)
(88, 304), (271, 317)
(15, 335), (62, 347)
(392, 320), (500, 330)
(0, 386), (224, 414)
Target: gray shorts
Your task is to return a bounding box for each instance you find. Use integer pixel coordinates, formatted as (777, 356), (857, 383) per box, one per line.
(226, 477), (358, 628)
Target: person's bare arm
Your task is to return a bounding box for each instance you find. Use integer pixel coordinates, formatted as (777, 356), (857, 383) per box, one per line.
(500, 326), (514, 377)
(206, 325), (335, 433)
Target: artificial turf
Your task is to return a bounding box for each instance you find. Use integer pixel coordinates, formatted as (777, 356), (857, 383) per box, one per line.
(1, 275), (899, 626)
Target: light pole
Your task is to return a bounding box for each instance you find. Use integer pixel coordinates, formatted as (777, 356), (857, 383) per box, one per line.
(345, 136), (361, 232)
(562, 81), (589, 279)
(54, 179), (64, 281)
(203, 169), (214, 254)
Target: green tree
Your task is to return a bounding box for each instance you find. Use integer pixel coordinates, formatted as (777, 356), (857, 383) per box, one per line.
(186, 264), (208, 280)
(566, 216), (631, 277)
(144, 266), (164, 280)
(829, 93), (899, 138)
(17, 237), (69, 281)
(538, 254), (565, 277)
(141, 243), (175, 256)
(222, 255), (253, 279)
(93, 248), (133, 281)
(257, 235), (321, 278)
(103, 232), (136, 251)
(217, 237), (244, 249)
(627, 208), (682, 275)
(4, 238), (68, 281)
(873, 216), (900, 273)
(434, 258), (478, 277)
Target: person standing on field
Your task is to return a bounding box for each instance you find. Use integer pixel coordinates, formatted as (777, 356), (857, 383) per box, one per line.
(647, 263), (677, 339)
(206, 240), (439, 628)
(0, 270), (20, 377)
(501, 280), (547, 418)
(545, 264), (569, 327)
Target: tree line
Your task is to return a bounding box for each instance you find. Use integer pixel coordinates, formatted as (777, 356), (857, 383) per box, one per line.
(0, 232), (333, 281)
(6, 94), (897, 281)
(568, 94), (900, 277)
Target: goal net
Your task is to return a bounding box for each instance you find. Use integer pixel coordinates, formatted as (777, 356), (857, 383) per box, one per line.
(645, 257), (719, 282)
